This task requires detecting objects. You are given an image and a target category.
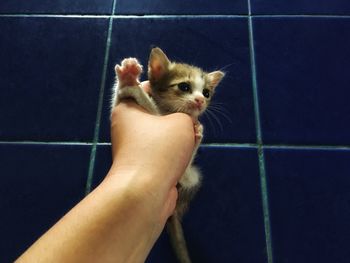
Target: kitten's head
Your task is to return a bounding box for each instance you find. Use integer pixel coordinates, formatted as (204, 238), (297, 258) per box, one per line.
(148, 47), (224, 118)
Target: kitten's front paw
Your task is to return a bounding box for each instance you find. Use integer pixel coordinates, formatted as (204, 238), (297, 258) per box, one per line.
(194, 123), (203, 145)
(115, 58), (143, 87)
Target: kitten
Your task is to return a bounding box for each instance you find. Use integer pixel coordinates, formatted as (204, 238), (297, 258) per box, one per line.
(112, 47), (224, 263)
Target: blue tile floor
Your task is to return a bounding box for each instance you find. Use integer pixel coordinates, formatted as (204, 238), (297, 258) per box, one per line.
(1, 0), (350, 262)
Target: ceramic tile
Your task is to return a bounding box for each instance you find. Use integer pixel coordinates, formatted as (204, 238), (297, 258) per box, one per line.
(264, 148), (350, 263)
(92, 145), (267, 262)
(0, 143), (90, 262)
(100, 17), (256, 144)
(91, 145), (112, 189)
(253, 17), (350, 145)
(251, 0), (350, 15)
(181, 146), (266, 263)
(0, 0), (113, 14)
(115, 0), (247, 15)
(0, 17), (109, 141)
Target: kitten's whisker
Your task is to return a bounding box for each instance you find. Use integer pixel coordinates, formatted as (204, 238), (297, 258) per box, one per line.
(209, 107), (233, 124)
(210, 107), (232, 114)
(206, 109), (224, 133)
(209, 102), (231, 112)
(210, 102), (227, 106)
(176, 105), (186, 113)
(210, 102), (232, 111)
(208, 104), (233, 124)
(202, 110), (217, 137)
(218, 62), (235, 72)
(209, 110), (223, 135)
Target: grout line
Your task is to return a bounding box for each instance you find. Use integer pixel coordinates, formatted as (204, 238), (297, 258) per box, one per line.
(0, 14), (111, 18)
(263, 144), (350, 151)
(201, 143), (257, 148)
(248, 1), (274, 263)
(257, 147), (273, 263)
(110, 14), (247, 19)
(83, 142), (259, 148)
(1, 140), (350, 150)
(247, 0), (262, 145)
(0, 141), (93, 146)
(85, 0), (117, 196)
(252, 14), (350, 18)
(0, 14), (246, 18)
(2, 14), (350, 19)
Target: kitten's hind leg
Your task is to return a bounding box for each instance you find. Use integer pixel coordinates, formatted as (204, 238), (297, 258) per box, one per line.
(167, 166), (201, 263)
(167, 213), (192, 263)
(112, 58), (159, 114)
(177, 166), (202, 218)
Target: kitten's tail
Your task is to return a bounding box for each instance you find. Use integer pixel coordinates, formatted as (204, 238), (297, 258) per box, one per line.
(167, 213), (192, 263)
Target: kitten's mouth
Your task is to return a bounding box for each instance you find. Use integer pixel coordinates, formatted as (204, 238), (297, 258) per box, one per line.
(186, 102), (203, 116)
(188, 102), (202, 111)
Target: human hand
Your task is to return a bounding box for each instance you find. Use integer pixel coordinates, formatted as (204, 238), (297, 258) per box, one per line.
(103, 84), (195, 260)
(109, 99), (195, 221)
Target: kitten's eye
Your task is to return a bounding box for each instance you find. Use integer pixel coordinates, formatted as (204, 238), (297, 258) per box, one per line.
(178, 82), (191, 92)
(203, 88), (210, 98)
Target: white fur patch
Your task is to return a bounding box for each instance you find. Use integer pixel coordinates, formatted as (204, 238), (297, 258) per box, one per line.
(168, 63), (175, 70)
(193, 73), (205, 92)
(180, 166), (201, 189)
(117, 86), (159, 114)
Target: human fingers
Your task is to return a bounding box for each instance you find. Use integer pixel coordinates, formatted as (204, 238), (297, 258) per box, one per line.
(110, 101), (195, 187)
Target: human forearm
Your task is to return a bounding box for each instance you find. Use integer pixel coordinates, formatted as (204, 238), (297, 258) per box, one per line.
(17, 165), (168, 263)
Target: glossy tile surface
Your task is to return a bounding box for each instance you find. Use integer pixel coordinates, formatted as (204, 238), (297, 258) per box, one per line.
(251, 0), (350, 15)
(2, 0), (350, 262)
(253, 18), (350, 145)
(92, 146), (267, 263)
(182, 146), (266, 263)
(0, 0), (113, 14)
(100, 17), (256, 143)
(0, 143), (90, 262)
(0, 17), (108, 141)
(91, 145), (112, 189)
(116, 0), (247, 15)
(264, 148), (350, 263)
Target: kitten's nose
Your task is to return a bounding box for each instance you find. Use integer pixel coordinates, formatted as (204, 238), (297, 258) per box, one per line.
(195, 96), (204, 106)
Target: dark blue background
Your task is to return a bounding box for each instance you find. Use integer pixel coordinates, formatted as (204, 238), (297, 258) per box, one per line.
(1, 1), (350, 262)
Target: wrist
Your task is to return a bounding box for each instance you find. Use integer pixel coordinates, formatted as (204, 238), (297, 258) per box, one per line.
(102, 163), (168, 221)
(95, 166), (165, 262)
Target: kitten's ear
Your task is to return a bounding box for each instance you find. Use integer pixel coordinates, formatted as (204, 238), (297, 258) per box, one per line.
(148, 47), (170, 81)
(207, 71), (225, 90)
